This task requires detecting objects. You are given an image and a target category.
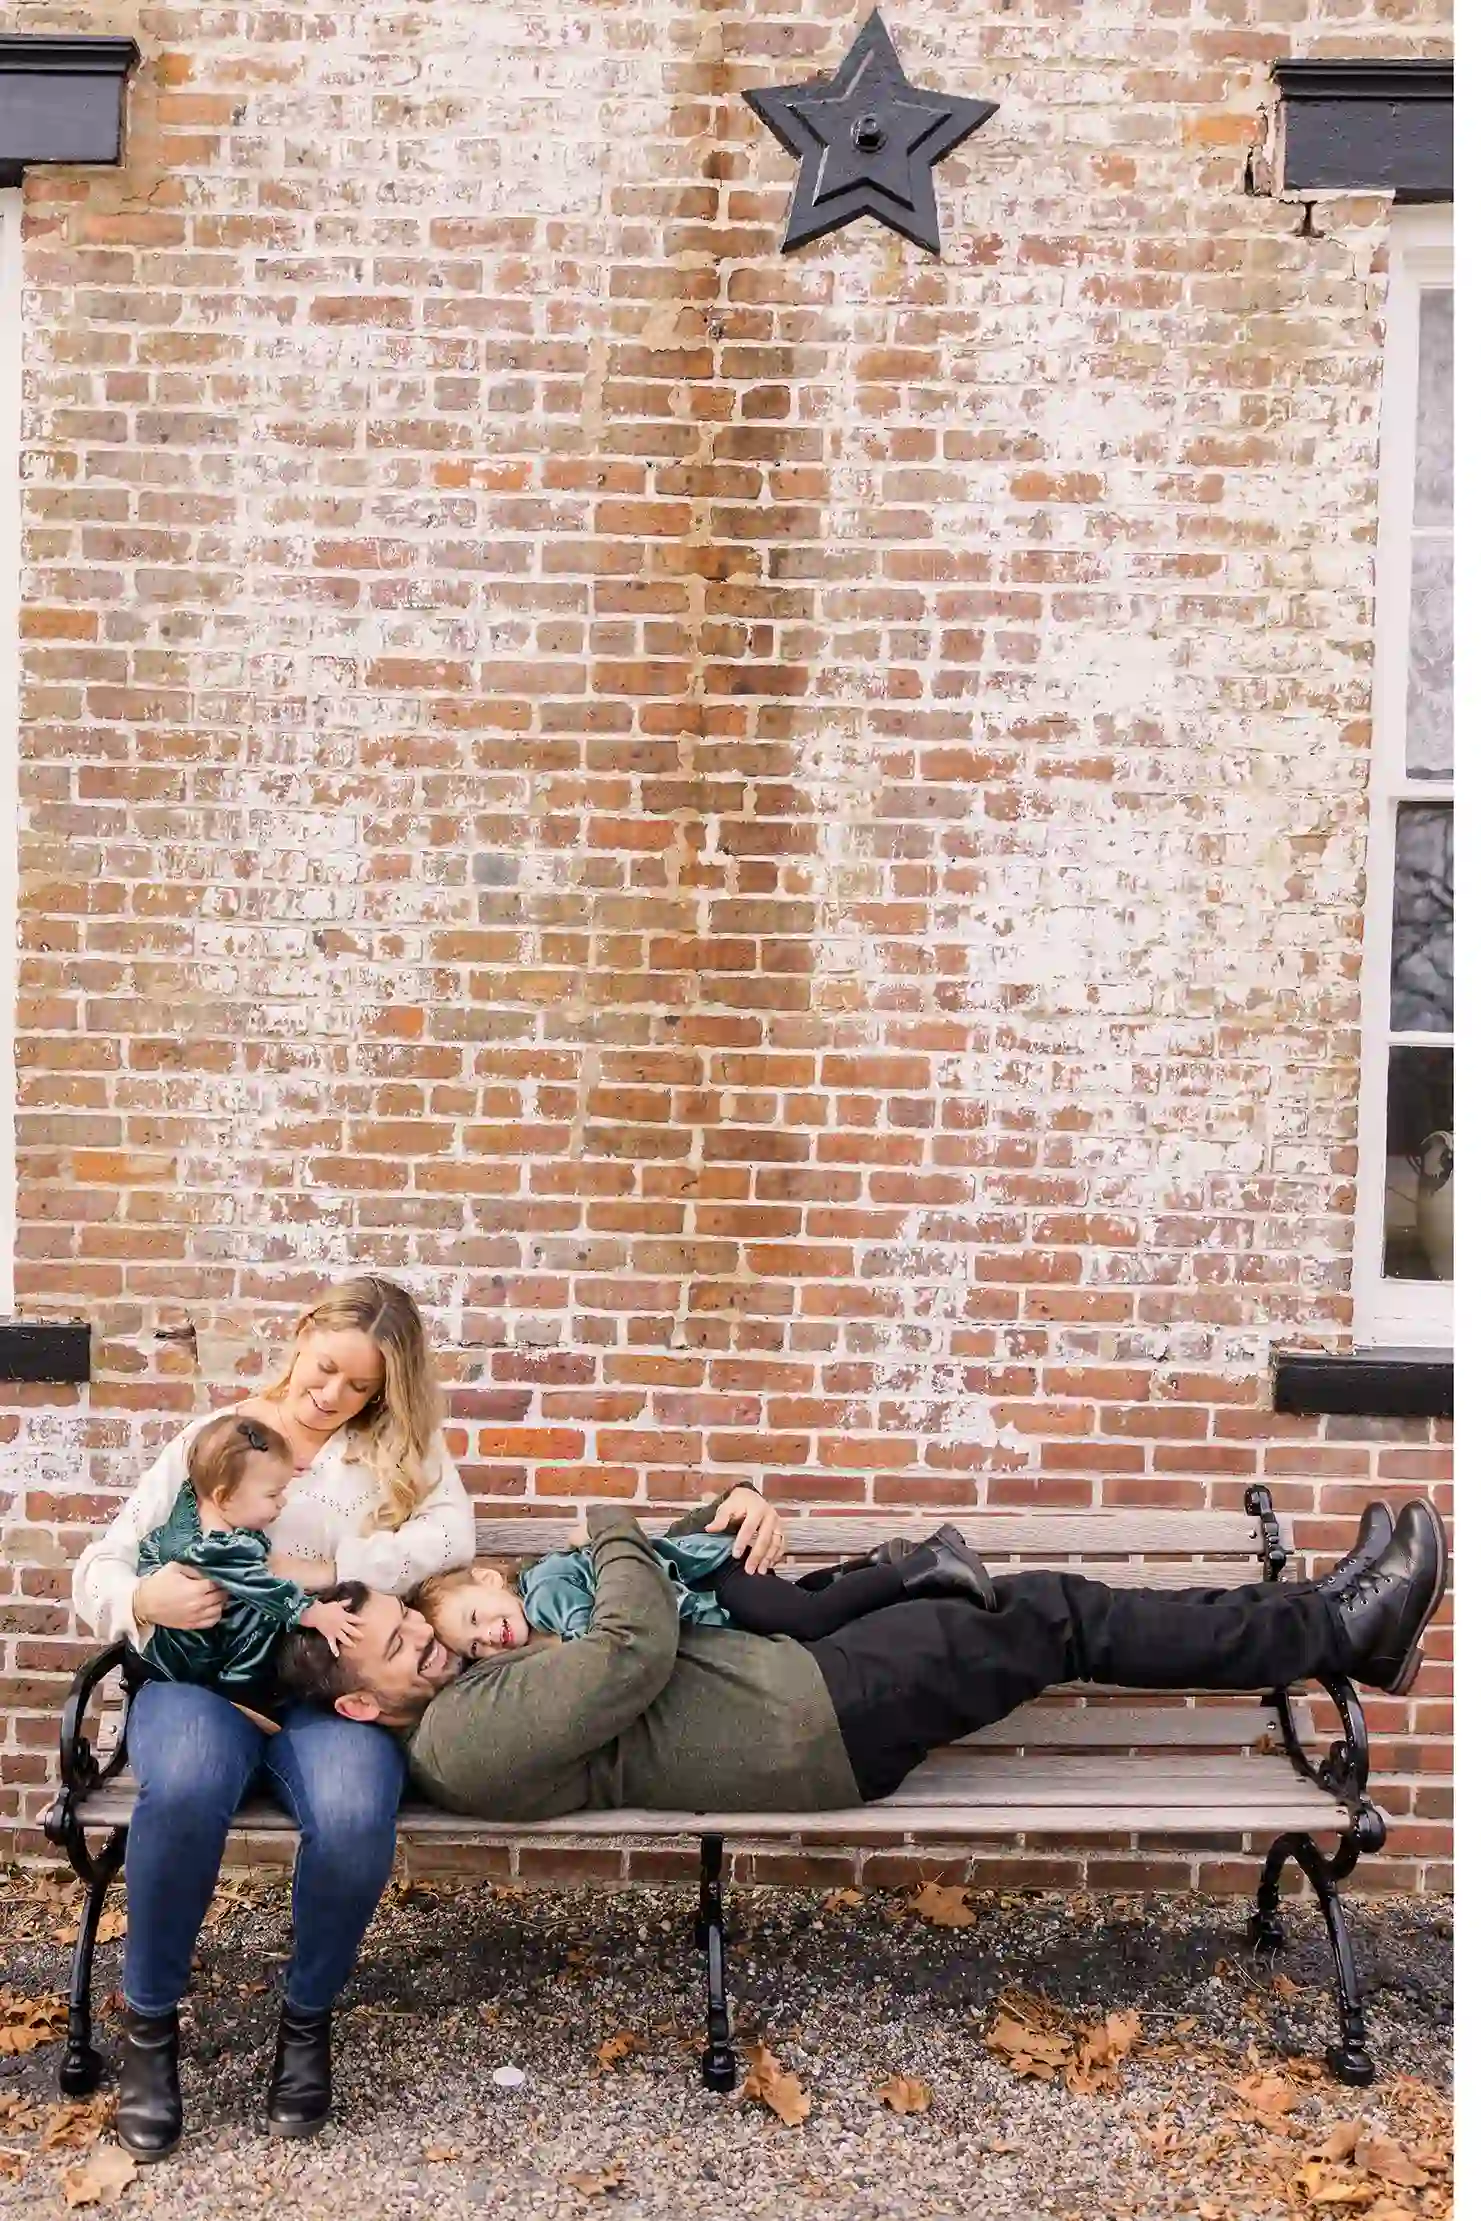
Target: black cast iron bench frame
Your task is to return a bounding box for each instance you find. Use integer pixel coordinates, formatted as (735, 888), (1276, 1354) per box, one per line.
(43, 1487), (1387, 2098)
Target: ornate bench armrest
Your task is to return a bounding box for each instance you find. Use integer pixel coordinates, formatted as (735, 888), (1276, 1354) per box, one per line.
(49, 1641), (144, 1810)
(1270, 1674), (1386, 1856)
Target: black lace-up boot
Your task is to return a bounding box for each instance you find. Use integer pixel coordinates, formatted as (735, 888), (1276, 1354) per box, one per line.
(1327, 1499), (1448, 1695)
(1311, 1502), (1395, 1596)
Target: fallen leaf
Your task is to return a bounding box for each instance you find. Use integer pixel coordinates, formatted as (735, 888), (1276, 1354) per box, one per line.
(1172, 2016), (1199, 2036)
(876, 2075), (931, 2114)
(908, 1883), (975, 1929)
(822, 1888), (863, 1913)
(1232, 2071), (1301, 2126)
(741, 2041), (811, 2128)
(0, 1990), (67, 2054)
(1356, 2139), (1430, 2188)
(477, 2004), (502, 2026)
(60, 2144), (138, 2208)
(0, 2149), (26, 2180)
(1319, 2125), (1366, 2163)
(595, 2031), (641, 2071)
(1138, 2118), (1182, 2158)
(1272, 1974), (1303, 2001)
(566, 2166), (626, 2197)
(985, 2007), (1072, 2080)
(41, 2097), (115, 2151)
(1065, 2009), (1141, 2097)
(1290, 2161), (1374, 2206)
(423, 2146), (464, 2164)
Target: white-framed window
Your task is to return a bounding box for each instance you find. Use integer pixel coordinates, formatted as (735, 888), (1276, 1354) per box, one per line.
(1353, 206), (1453, 1348)
(0, 187), (21, 1317)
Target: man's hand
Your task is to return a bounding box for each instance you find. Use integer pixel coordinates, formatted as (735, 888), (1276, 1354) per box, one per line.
(705, 1487), (786, 1574)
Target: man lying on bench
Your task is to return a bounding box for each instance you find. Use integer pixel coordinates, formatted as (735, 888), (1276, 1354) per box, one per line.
(276, 1495), (1445, 1826)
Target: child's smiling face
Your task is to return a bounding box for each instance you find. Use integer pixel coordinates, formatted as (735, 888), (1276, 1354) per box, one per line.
(427, 1564), (531, 1660)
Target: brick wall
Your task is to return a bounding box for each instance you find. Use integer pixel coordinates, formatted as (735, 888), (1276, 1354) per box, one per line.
(0, 0), (1451, 1888)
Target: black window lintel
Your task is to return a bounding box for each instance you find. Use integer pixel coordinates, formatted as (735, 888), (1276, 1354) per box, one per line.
(1273, 1348), (1453, 1421)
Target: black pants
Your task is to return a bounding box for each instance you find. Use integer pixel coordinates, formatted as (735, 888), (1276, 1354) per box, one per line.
(709, 1555), (906, 1641)
(808, 1573), (1347, 1801)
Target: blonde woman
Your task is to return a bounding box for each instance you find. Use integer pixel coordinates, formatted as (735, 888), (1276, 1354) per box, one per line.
(72, 1276), (474, 2160)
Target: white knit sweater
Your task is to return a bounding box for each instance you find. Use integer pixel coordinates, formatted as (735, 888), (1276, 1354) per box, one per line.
(72, 1408), (476, 1647)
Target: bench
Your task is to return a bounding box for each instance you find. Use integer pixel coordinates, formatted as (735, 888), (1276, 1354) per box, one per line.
(44, 1486), (1387, 2098)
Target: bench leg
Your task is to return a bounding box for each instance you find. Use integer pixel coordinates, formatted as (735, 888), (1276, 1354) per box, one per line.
(60, 1825), (128, 2097)
(692, 1833), (737, 2093)
(1248, 1831), (1374, 2087)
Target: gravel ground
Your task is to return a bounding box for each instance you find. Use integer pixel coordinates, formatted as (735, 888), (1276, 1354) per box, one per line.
(0, 1871), (1452, 2220)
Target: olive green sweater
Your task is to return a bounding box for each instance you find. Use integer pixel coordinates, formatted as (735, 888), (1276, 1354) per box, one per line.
(404, 1503), (861, 1819)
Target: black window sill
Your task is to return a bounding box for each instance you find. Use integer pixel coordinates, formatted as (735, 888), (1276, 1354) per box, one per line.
(0, 1319), (91, 1382)
(1273, 1348), (1453, 1420)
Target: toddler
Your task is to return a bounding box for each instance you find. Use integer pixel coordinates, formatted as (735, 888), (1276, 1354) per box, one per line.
(133, 1413), (359, 1705)
(411, 1521), (994, 1662)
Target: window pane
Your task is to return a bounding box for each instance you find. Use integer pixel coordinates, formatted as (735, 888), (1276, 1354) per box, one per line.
(1390, 802), (1453, 1031)
(1382, 1045), (1453, 1281)
(1412, 288), (1453, 525)
(1406, 535), (1453, 779)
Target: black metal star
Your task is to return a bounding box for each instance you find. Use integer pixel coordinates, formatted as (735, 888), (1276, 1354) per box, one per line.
(744, 12), (997, 256)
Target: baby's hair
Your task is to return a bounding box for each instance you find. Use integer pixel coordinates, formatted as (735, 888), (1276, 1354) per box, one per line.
(409, 1556), (524, 1623)
(187, 1413), (292, 1506)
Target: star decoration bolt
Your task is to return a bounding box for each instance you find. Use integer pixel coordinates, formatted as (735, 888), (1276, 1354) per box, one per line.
(744, 11), (997, 256)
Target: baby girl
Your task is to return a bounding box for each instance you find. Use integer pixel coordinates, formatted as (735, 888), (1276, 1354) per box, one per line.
(133, 1412), (359, 1707)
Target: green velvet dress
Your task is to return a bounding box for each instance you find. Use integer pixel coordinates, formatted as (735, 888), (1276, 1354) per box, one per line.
(516, 1530), (735, 1641)
(135, 1484), (313, 1702)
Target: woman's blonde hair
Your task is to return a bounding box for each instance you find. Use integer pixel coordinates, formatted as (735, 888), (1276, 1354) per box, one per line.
(265, 1276), (441, 1532)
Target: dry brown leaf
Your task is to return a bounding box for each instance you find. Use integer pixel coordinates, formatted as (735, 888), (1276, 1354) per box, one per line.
(1232, 2071), (1301, 2125)
(566, 2165), (626, 2198)
(1172, 2016), (1199, 2036)
(822, 1888), (863, 1913)
(741, 2041), (811, 2128)
(1357, 2140), (1430, 2189)
(1320, 2124), (1367, 2163)
(1138, 2118), (1182, 2158)
(908, 1882), (975, 1929)
(1065, 2009), (1141, 2097)
(595, 2031), (641, 2071)
(423, 2146), (464, 2164)
(0, 2149), (26, 2180)
(984, 2009), (1072, 2080)
(1290, 2161), (1377, 2206)
(0, 1990), (67, 2054)
(876, 2075), (931, 2115)
(1272, 1973), (1303, 2001)
(41, 2097), (115, 2152)
(60, 2144), (137, 2208)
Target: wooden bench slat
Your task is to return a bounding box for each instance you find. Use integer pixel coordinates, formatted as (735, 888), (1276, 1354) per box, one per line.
(475, 1512), (1282, 1561)
(70, 1774), (1351, 1842)
(963, 1702), (1303, 1749)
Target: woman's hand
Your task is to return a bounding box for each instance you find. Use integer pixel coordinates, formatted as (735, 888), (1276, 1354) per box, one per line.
(133, 1564), (226, 1632)
(566, 1516), (589, 1550)
(706, 1487), (787, 1574)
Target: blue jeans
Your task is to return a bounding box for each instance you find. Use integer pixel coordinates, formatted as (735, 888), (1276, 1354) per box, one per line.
(122, 1681), (405, 2018)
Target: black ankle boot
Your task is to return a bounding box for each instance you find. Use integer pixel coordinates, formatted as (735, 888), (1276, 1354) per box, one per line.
(896, 1524), (996, 1610)
(116, 2007), (182, 2162)
(1310, 1501), (1395, 1595)
(1327, 1499), (1448, 1694)
(266, 2004), (333, 2138)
